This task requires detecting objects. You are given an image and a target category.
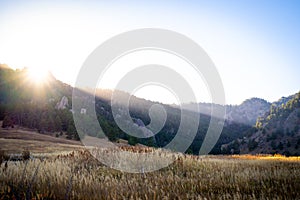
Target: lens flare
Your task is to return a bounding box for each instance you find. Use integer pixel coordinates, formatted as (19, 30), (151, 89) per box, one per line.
(27, 67), (49, 84)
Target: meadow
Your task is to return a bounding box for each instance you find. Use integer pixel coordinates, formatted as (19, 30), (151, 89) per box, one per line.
(1, 147), (300, 200)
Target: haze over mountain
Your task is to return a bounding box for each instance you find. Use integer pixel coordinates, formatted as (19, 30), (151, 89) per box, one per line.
(1, 64), (299, 155)
(182, 98), (271, 126)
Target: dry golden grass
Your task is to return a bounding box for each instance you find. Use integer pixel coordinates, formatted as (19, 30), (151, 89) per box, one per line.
(0, 128), (81, 145)
(0, 128), (83, 154)
(1, 149), (300, 199)
(230, 154), (300, 162)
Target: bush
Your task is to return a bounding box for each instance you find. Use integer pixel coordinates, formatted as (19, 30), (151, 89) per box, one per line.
(2, 115), (14, 128)
(185, 148), (193, 154)
(22, 150), (30, 160)
(66, 135), (73, 140)
(0, 150), (9, 164)
(128, 136), (138, 146)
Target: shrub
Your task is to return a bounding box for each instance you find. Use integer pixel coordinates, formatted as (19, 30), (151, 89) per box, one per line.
(22, 150), (30, 160)
(185, 148), (193, 154)
(2, 115), (14, 128)
(0, 150), (9, 164)
(66, 135), (73, 140)
(128, 136), (138, 146)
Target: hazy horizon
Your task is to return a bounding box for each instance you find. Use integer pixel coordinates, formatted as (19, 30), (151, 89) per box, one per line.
(1, 0), (300, 105)
(1, 63), (298, 106)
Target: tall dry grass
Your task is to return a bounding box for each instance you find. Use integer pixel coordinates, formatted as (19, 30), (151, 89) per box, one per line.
(0, 148), (300, 199)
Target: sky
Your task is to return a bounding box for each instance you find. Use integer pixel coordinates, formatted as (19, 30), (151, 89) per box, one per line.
(0, 0), (299, 105)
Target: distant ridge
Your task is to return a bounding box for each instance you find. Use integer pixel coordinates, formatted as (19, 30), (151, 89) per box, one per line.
(222, 91), (300, 156)
(1, 63), (299, 155)
(181, 98), (271, 126)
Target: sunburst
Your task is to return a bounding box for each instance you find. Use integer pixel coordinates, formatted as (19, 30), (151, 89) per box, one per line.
(26, 67), (50, 85)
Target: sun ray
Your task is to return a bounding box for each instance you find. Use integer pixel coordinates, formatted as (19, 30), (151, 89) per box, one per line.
(26, 67), (50, 85)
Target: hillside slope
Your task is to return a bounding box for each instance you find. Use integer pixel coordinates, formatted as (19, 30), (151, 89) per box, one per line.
(222, 91), (300, 155)
(0, 64), (252, 154)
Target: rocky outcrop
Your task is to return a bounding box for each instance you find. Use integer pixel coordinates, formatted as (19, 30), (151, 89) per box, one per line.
(182, 98), (271, 126)
(225, 98), (271, 125)
(55, 96), (69, 110)
(132, 118), (154, 138)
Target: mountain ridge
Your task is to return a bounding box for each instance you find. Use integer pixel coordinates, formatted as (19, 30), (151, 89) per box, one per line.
(1, 64), (299, 155)
(222, 91), (300, 155)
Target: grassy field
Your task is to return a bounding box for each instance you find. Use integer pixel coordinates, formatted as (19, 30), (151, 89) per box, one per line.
(1, 127), (300, 199)
(1, 148), (300, 199)
(0, 127), (83, 154)
(0, 127), (130, 154)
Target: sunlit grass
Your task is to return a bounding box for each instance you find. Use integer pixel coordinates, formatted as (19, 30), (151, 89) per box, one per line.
(1, 149), (300, 199)
(230, 154), (300, 162)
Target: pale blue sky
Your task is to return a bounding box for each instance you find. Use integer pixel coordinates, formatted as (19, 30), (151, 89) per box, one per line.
(0, 0), (299, 104)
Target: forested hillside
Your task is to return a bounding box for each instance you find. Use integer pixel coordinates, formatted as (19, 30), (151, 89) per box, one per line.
(0, 64), (79, 139)
(222, 92), (300, 155)
(0, 65), (252, 154)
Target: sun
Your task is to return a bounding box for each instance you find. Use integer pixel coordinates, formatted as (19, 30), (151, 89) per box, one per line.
(27, 67), (50, 84)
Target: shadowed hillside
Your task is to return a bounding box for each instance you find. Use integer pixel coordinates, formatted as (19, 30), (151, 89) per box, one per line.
(222, 92), (300, 155)
(0, 65), (252, 154)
